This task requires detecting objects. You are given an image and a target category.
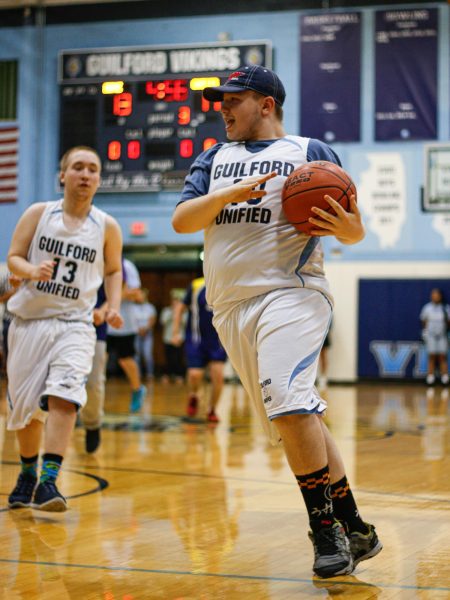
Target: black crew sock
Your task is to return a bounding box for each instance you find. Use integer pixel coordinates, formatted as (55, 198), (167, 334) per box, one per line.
(296, 465), (336, 532)
(330, 475), (369, 534)
(20, 454), (38, 479)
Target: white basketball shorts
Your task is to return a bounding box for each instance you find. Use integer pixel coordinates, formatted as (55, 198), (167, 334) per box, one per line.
(213, 287), (332, 445)
(7, 317), (96, 430)
(423, 331), (448, 355)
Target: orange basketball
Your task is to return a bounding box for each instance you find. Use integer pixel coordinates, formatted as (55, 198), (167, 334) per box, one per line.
(281, 161), (357, 235)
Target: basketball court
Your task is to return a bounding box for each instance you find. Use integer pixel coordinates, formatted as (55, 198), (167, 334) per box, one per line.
(0, 378), (448, 598)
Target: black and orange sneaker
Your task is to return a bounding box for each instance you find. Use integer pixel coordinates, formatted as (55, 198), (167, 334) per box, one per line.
(186, 394), (199, 417)
(308, 522), (353, 578)
(348, 523), (383, 567)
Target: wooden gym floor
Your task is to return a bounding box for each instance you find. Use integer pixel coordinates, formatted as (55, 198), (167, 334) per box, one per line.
(0, 378), (449, 599)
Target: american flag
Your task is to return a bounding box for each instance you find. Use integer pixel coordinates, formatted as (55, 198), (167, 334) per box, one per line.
(0, 125), (19, 203)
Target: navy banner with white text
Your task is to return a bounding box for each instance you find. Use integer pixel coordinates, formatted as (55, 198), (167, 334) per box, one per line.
(374, 8), (438, 141)
(300, 12), (361, 143)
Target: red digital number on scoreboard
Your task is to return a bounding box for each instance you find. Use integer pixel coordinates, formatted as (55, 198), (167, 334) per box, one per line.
(113, 93), (133, 116)
(178, 106), (191, 125)
(108, 140), (121, 160)
(107, 140), (141, 160)
(127, 140), (141, 159)
(179, 139), (193, 158)
(203, 138), (217, 151)
(145, 79), (189, 102)
(201, 97), (221, 112)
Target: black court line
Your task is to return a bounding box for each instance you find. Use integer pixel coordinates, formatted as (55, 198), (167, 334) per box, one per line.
(2, 461), (449, 506)
(64, 469), (108, 498)
(50, 463), (450, 506)
(0, 558), (448, 593)
(0, 463), (108, 512)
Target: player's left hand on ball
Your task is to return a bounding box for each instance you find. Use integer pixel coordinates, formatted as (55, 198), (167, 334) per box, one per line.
(105, 309), (123, 329)
(308, 194), (365, 244)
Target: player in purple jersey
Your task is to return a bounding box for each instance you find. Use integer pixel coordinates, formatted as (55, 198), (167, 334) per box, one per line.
(81, 283), (108, 453)
(172, 277), (226, 422)
(173, 66), (381, 578)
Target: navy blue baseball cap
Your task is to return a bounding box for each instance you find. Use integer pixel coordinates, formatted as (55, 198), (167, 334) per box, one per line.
(203, 65), (286, 106)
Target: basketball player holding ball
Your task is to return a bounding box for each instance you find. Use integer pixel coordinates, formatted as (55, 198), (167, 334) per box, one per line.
(173, 65), (381, 578)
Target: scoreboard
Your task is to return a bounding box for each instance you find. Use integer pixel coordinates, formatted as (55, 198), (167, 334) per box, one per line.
(58, 41), (272, 192)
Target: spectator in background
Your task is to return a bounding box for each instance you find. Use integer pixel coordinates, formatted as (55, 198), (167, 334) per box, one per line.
(134, 288), (157, 382)
(81, 284), (108, 453)
(160, 288), (187, 384)
(172, 277), (226, 423)
(420, 288), (450, 386)
(107, 258), (147, 412)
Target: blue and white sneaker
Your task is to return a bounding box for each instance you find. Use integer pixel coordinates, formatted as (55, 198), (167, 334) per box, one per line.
(130, 385), (146, 413)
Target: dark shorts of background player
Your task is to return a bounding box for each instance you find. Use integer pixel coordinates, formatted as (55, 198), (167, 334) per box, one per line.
(185, 340), (227, 369)
(107, 334), (136, 359)
(322, 332), (331, 348)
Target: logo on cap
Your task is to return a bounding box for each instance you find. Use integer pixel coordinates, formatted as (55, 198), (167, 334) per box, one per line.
(227, 71), (245, 82)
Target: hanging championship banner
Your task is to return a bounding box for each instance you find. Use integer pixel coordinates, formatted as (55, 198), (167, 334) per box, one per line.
(300, 12), (361, 143)
(375, 9), (438, 141)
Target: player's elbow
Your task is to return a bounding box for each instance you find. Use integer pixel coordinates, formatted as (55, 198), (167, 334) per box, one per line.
(7, 254), (22, 274)
(172, 211), (195, 234)
(171, 214), (185, 233)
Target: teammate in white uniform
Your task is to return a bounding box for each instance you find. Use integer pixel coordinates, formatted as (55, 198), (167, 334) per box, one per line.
(6, 146), (123, 512)
(173, 65), (382, 578)
(420, 288), (450, 385)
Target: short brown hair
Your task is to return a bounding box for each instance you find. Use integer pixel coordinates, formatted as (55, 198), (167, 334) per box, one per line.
(59, 146), (101, 172)
(252, 91), (283, 122)
(274, 103), (284, 122)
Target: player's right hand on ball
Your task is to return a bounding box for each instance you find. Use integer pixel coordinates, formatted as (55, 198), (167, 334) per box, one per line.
(222, 171), (277, 205)
(31, 260), (56, 281)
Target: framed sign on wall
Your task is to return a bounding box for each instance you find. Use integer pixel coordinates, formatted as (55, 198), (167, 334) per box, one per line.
(423, 144), (450, 213)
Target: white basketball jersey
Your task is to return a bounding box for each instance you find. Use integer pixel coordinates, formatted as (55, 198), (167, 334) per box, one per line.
(204, 135), (332, 311)
(8, 200), (106, 322)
